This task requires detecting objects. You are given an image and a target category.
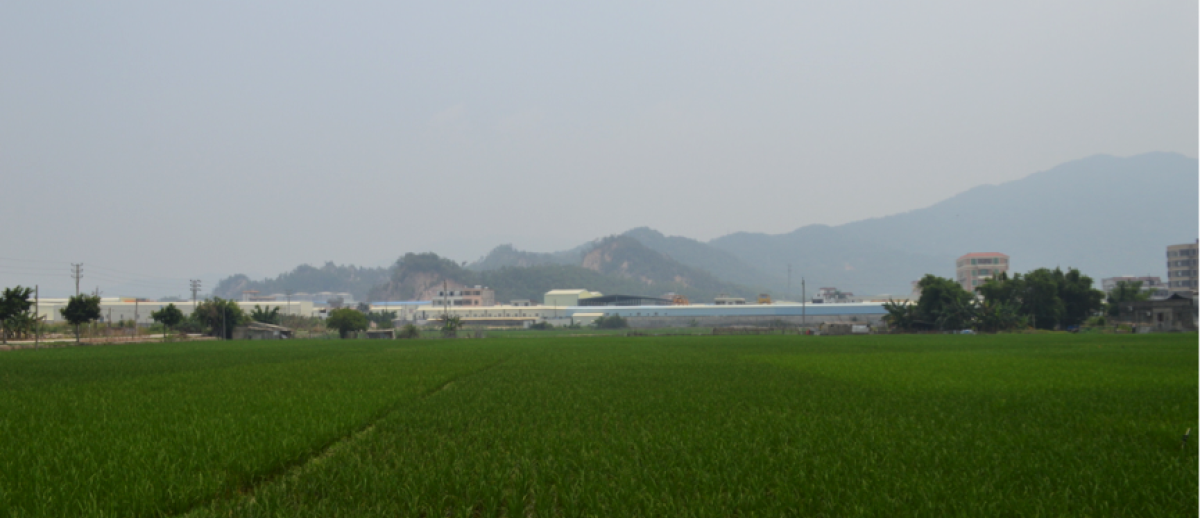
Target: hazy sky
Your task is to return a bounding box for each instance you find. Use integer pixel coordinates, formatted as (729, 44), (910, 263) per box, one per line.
(2, 1), (1196, 297)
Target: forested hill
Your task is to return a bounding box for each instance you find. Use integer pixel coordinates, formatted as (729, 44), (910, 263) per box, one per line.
(575, 235), (746, 297)
(619, 227), (779, 290)
(218, 239), (755, 306)
(370, 241), (753, 303)
(466, 244), (584, 270)
(473, 229), (781, 295)
(213, 263), (391, 301)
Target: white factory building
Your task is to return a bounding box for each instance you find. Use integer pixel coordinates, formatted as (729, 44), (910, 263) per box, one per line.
(407, 288), (888, 328)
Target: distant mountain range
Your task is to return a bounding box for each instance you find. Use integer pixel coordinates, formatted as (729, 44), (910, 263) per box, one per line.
(215, 152), (1197, 302)
(706, 152), (1198, 295)
(472, 152), (1198, 297)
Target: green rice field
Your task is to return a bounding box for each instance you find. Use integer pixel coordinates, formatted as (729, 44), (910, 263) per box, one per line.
(0, 334), (1195, 517)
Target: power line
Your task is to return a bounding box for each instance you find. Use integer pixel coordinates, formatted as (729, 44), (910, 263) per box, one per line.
(0, 258), (196, 299)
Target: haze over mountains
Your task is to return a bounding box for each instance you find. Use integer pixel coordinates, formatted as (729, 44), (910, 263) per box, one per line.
(217, 153), (1197, 302)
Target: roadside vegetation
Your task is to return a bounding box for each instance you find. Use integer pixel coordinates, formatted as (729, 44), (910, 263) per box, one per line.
(0, 333), (1194, 516)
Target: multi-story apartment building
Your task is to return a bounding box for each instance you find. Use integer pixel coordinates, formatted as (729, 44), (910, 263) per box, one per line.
(956, 252), (1010, 292)
(1166, 241), (1198, 294)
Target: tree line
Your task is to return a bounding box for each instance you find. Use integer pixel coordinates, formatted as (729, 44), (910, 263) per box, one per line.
(884, 267), (1124, 333)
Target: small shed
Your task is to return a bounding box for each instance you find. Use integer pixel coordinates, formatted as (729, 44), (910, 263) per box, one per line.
(232, 322), (293, 340)
(1118, 294), (1197, 332)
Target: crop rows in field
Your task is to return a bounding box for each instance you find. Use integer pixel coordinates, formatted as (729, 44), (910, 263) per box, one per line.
(1, 334), (1196, 517)
(0, 340), (508, 517)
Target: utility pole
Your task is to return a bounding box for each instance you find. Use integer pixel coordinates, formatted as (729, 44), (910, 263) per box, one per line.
(71, 264), (83, 296)
(34, 285), (39, 349)
(190, 280), (201, 306)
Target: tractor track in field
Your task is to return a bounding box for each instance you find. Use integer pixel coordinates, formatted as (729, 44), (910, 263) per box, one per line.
(169, 355), (513, 518)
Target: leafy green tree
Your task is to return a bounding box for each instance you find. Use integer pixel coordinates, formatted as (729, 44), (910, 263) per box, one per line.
(882, 299), (921, 332)
(3, 312), (36, 341)
(60, 294), (102, 343)
(973, 299), (1026, 333)
(976, 271), (1020, 304)
(976, 267), (1103, 330)
(0, 286), (34, 344)
(327, 308), (369, 338)
(593, 314), (629, 329)
(1106, 280), (1151, 316)
(249, 305), (281, 325)
(441, 315), (463, 338)
(365, 310), (397, 329)
(397, 323), (420, 339)
(193, 298), (245, 339)
(150, 303), (184, 341)
(916, 275), (975, 331)
(1055, 268), (1104, 328)
(937, 296), (980, 332)
(1018, 269), (1065, 330)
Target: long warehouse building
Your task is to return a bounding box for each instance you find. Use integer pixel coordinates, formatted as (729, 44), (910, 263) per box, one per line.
(413, 301), (887, 328)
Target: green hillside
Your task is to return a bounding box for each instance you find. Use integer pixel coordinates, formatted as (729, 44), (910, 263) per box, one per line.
(213, 262), (391, 301)
(369, 249), (750, 303)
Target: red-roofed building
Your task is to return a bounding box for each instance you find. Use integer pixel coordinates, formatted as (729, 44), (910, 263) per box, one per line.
(956, 252), (1010, 292)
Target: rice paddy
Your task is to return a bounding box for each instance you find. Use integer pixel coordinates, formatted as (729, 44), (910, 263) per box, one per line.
(0, 334), (1195, 516)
